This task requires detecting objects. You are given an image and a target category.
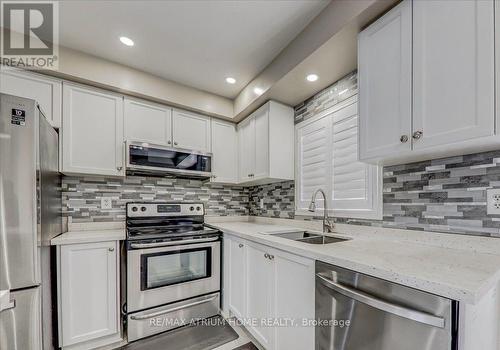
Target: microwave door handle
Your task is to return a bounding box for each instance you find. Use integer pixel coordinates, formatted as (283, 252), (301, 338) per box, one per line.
(316, 273), (445, 329)
(129, 236), (219, 249)
(129, 295), (218, 320)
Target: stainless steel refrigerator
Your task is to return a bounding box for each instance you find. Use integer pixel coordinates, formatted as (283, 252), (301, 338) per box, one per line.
(0, 93), (62, 350)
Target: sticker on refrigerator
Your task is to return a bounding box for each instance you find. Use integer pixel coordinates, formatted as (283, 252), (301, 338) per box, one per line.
(11, 108), (26, 126)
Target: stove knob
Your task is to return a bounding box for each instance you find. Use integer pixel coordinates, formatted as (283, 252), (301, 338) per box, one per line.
(132, 206), (138, 212)
(140, 206), (147, 212)
(190, 206), (194, 211)
(196, 206), (201, 211)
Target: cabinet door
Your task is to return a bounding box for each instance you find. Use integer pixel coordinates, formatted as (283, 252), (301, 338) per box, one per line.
(254, 107), (269, 179)
(0, 69), (62, 128)
(274, 253), (315, 350)
(60, 241), (118, 347)
(172, 109), (211, 152)
(211, 119), (238, 183)
(497, 0), (500, 133)
(124, 98), (172, 146)
(246, 243), (274, 349)
(238, 116), (256, 181)
(228, 237), (246, 319)
(413, 0), (495, 150)
(358, 0), (412, 160)
(62, 83), (124, 176)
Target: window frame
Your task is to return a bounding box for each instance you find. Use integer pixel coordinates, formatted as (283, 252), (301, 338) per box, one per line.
(294, 95), (383, 220)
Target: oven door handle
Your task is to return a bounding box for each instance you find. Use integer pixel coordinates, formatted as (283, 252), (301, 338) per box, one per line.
(129, 295), (218, 321)
(316, 273), (445, 328)
(129, 236), (219, 249)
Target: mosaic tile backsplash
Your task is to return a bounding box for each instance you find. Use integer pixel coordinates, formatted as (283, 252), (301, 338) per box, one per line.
(62, 70), (500, 237)
(62, 176), (249, 223)
(248, 151), (500, 238)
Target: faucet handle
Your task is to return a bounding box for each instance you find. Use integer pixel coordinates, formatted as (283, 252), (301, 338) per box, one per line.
(324, 217), (335, 233)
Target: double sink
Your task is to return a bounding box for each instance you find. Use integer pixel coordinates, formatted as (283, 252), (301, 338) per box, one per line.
(269, 231), (350, 245)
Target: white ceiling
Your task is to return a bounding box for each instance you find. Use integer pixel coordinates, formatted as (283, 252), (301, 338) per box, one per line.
(58, 0), (329, 98)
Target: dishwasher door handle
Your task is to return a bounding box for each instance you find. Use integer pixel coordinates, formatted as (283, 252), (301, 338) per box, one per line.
(316, 273), (446, 328)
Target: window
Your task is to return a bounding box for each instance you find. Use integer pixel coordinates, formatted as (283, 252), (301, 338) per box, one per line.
(295, 95), (382, 219)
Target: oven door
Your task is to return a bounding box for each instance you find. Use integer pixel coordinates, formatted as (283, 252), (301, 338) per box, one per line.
(127, 238), (220, 313)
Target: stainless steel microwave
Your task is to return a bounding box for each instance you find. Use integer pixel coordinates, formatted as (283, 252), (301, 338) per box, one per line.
(126, 141), (212, 179)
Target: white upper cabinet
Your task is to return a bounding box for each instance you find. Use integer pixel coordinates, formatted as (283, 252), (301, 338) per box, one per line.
(358, 0), (412, 160)
(412, 0), (495, 150)
(238, 116), (256, 182)
(254, 106), (270, 179)
(124, 98), (172, 146)
(0, 69), (62, 128)
(210, 119), (238, 183)
(62, 82), (124, 176)
(237, 101), (294, 186)
(172, 109), (211, 153)
(359, 0), (498, 165)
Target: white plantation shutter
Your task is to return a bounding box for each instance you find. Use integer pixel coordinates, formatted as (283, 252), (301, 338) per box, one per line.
(296, 117), (330, 211)
(295, 96), (382, 219)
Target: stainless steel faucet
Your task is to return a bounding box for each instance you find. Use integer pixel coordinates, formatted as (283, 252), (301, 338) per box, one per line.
(308, 189), (334, 243)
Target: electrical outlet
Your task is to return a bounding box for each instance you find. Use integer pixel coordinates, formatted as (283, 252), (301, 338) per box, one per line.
(101, 197), (112, 210)
(487, 189), (500, 215)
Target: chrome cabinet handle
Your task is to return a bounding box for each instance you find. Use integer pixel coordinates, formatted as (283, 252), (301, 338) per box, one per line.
(316, 273), (445, 328)
(238, 243), (243, 248)
(412, 131), (423, 140)
(116, 166), (123, 171)
(174, 141), (178, 146)
(400, 135), (409, 143)
(108, 247), (114, 252)
(130, 295), (217, 321)
(167, 141), (172, 145)
(268, 254), (274, 260)
(264, 253), (269, 258)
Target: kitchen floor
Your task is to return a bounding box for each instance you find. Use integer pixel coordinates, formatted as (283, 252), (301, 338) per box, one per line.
(120, 316), (262, 350)
(211, 322), (261, 350)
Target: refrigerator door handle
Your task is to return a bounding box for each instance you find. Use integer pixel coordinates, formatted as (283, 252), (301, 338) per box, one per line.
(0, 290), (16, 312)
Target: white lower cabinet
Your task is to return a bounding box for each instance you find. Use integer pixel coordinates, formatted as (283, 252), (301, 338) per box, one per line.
(227, 237), (247, 319)
(224, 234), (315, 350)
(57, 241), (121, 349)
(246, 243), (275, 349)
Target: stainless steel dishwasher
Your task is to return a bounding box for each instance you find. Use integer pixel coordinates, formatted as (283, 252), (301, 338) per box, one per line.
(316, 261), (459, 350)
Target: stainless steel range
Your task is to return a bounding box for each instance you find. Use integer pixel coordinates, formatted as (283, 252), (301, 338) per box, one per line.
(125, 202), (221, 342)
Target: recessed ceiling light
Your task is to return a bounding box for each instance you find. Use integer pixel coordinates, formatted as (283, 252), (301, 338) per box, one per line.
(253, 87), (264, 96)
(119, 36), (134, 47)
(306, 74), (318, 82)
(225, 77), (236, 84)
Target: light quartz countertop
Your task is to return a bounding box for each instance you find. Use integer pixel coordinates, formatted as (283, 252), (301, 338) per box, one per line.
(209, 218), (500, 304)
(51, 229), (125, 245)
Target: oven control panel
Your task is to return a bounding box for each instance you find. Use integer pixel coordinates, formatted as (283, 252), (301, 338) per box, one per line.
(127, 203), (204, 217)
